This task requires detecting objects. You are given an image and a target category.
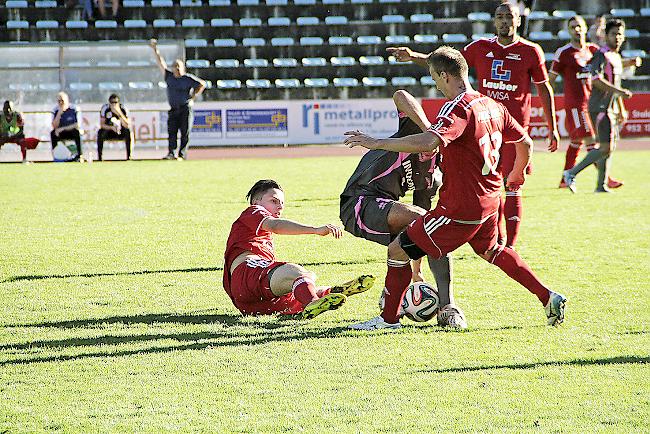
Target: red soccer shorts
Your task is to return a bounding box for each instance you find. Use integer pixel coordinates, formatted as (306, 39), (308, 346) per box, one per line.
(404, 210), (499, 259)
(566, 107), (595, 142)
(229, 259), (303, 315)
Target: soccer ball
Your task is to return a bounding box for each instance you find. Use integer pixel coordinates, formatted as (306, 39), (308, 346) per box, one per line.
(401, 282), (440, 322)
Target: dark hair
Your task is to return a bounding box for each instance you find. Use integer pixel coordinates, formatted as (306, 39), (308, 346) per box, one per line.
(426, 46), (469, 79)
(109, 93), (120, 102)
(567, 15), (586, 27)
(495, 1), (519, 16)
(605, 18), (625, 35)
(246, 179), (283, 204)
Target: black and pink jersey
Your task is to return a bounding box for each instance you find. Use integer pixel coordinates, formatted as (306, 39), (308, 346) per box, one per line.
(588, 45), (624, 114)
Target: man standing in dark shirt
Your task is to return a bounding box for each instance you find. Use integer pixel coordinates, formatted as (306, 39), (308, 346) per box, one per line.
(150, 39), (206, 160)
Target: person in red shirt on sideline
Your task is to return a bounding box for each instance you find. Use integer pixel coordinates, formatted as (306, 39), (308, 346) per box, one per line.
(344, 46), (566, 330)
(550, 15), (623, 189)
(223, 179), (376, 319)
(387, 1), (560, 249)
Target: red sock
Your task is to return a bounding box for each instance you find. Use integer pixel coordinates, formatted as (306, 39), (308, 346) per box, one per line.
(491, 247), (550, 305)
(497, 195), (506, 244)
(380, 259), (412, 323)
(292, 276), (319, 306)
(563, 143), (581, 171)
(504, 191), (522, 248)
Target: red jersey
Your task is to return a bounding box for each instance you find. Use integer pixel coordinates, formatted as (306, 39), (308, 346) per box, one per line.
(224, 205), (276, 270)
(427, 92), (527, 222)
(550, 43), (599, 109)
(462, 37), (548, 129)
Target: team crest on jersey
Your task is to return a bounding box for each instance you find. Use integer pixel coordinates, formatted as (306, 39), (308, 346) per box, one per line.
(490, 60), (511, 81)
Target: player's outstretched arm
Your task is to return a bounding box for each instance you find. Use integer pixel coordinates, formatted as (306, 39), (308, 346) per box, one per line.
(149, 39), (167, 74)
(345, 130), (441, 153)
(393, 90), (432, 132)
(386, 47), (430, 68)
(262, 218), (342, 238)
(535, 81), (560, 152)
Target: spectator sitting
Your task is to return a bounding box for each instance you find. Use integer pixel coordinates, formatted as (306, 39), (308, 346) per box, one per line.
(98, 0), (120, 19)
(97, 94), (133, 161)
(0, 100), (39, 164)
(51, 92), (82, 162)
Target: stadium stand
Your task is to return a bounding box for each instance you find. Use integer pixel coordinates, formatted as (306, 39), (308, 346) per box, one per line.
(0, 0), (648, 101)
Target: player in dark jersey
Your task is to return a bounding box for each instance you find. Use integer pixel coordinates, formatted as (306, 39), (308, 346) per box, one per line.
(344, 46), (566, 330)
(386, 2), (560, 250)
(340, 90), (465, 329)
(563, 19), (635, 193)
(223, 179), (376, 319)
(550, 15), (623, 190)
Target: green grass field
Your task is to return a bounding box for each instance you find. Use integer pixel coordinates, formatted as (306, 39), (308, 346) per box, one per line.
(1, 150), (648, 433)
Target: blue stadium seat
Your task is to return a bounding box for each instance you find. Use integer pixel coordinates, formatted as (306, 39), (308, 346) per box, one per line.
(182, 19), (205, 27)
(35, 0), (57, 7)
(472, 33), (495, 40)
(330, 56), (355, 66)
(642, 8), (650, 17)
(186, 59), (211, 68)
(410, 14), (433, 23)
(529, 31), (554, 41)
(414, 34), (438, 44)
(124, 20), (147, 28)
(244, 38), (267, 46)
(362, 77), (387, 87)
(322, 0), (344, 3)
(302, 57), (327, 66)
(237, 0), (259, 5)
(552, 10), (575, 19)
(244, 58), (269, 67)
(300, 37), (324, 46)
(610, 8), (635, 17)
(209, 0), (230, 5)
(325, 16), (348, 25)
(294, 0), (316, 4)
(214, 38), (237, 47)
(123, 0), (145, 6)
(329, 36), (353, 45)
(8, 62), (31, 68)
(557, 30), (570, 40)
(240, 18), (262, 26)
(7, 21), (29, 29)
(186, 38), (208, 47)
(442, 34), (468, 43)
(266, 0), (288, 4)
(246, 79), (271, 88)
(382, 15), (406, 24)
(271, 37), (294, 46)
(127, 60), (151, 66)
(275, 78), (301, 88)
(357, 36), (382, 45)
(388, 56), (411, 65)
(391, 76), (417, 86)
(212, 18), (234, 27)
(151, 0), (173, 6)
(468, 12), (491, 21)
(379, 0), (400, 3)
(273, 58), (298, 67)
(39, 83), (61, 91)
(528, 11), (549, 20)
(217, 79), (242, 88)
(6, 0), (28, 7)
(420, 76), (435, 86)
(36, 20), (59, 29)
(180, 0), (202, 6)
(304, 78), (329, 87)
(10, 83), (34, 91)
(95, 20), (118, 28)
(153, 19), (176, 28)
(333, 77), (359, 87)
(621, 49), (646, 58)
(351, 0), (371, 3)
(69, 82), (93, 91)
(625, 29), (640, 39)
(360, 56), (384, 66)
(268, 17), (291, 26)
(215, 59), (240, 67)
(97, 60), (121, 67)
(543, 52), (554, 62)
(99, 82), (124, 91)
(297, 17), (319, 26)
(385, 35), (410, 44)
(69, 60), (92, 67)
(129, 81), (155, 89)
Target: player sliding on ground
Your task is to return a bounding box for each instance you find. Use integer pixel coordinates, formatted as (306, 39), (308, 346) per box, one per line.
(344, 46), (566, 330)
(223, 179), (375, 319)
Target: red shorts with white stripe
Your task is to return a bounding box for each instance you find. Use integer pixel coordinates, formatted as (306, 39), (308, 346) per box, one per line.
(228, 259), (303, 315)
(401, 210), (498, 260)
(565, 106), (595, 142)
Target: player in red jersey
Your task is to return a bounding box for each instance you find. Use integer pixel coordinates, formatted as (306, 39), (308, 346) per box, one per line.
(550, 15), (623, 189)
(344, 47), (566, 330)
(223, 179), (376, 318)
(387, 2), (559, 249)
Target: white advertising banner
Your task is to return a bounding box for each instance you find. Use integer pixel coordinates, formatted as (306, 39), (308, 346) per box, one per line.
(19, 99), (400, 147)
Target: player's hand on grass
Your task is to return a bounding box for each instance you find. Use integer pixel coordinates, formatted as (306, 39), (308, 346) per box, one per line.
(315, 224), (343, 239)
(548, 129), (560, 152)
(344, 130), (380, 150)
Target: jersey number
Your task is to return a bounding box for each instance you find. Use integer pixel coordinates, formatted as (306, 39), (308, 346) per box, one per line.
(479, 131), (502, 176)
